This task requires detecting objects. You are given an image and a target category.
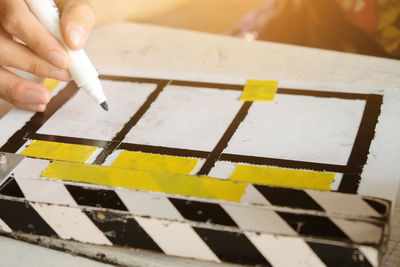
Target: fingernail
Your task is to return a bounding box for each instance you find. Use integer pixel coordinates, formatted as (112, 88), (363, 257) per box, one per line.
(25, 89), (48, 104)
(49, 51), (68, 69)
(26, 105), (46, 112)
(48, 70), (71, 81)
(37, 104), (46, 112)
(26, 104), (46, 112)
(69, 23), (87, 48)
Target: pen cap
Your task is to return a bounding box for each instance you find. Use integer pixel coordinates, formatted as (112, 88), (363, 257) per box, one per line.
(25, 0), (62, 39)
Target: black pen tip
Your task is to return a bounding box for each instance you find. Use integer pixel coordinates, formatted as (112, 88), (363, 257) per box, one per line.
(100, 101), (109, 111)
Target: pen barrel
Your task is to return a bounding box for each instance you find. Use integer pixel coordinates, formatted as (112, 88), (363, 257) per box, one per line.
(68, 50), (106, 104)
(24, 0), (106, 104)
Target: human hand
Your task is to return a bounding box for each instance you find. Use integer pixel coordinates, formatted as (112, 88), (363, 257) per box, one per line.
(0, 0), (95, 112)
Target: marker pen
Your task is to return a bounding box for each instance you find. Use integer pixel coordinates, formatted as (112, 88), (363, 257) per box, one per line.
(24, 0), (109, 111)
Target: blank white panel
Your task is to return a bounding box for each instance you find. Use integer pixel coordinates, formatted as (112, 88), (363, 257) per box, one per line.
(38, 80), (157, 140)
(225, 95), (366, 165)
(123, 85), (242, 151)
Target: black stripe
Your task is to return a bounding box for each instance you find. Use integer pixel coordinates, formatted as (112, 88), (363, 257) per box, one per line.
(194, 227), (271, 266)
(171, 79), (369, 100)
(118, 143), (209, 158)
(99, 75), (169, 85)
(363, 198), (388, 215)
(65, 185), (128, 211)
(254, 185), (325, 211)
(0, 178), (24, 198)
(170, 80), (244, 91)
(169, 198), (237, 226)
(220, 153), (347, 173)
(0, 199), (57, 237)
(26, 132), (112, 148)
(197, 102), (252, 175)
(93, 81), (169, 165)
(1, 82), (79, 153)
(307, 241), (373, 267)
(339, 94), (383, 193)
(85, 211), (162, 252)
(277, 88), (367, 100)
(277, 212), (350, 241)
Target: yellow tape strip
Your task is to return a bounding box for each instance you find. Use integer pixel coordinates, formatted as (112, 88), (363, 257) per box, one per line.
(42, 161), (247, 202)
(240, 80), (278, 102)
(112, 151), (199, 175)
(43, 78), (60, 92)
(22, 140), (98, 163)
(230, 165), (335, 191)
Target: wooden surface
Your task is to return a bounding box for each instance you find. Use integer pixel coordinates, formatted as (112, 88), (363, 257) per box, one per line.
(0, 22), (399, 266)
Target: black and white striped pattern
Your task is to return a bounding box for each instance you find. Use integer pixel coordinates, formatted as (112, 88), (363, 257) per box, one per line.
(0, 168), (388, 266)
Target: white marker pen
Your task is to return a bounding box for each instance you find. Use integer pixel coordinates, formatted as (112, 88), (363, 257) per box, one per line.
(24, 0), (109, 111)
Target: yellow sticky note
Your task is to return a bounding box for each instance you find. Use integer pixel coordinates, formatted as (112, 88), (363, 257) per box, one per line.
(112, 151), (199, 175)
(230, 165), (335, 191)
(42, 161), (247, 202)
(240, 80), (278, 102)
(22, 140), (97, 163)
(43, 78), (60, 92)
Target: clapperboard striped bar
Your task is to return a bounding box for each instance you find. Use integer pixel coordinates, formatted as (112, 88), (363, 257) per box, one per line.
(0, 158), (390, 266)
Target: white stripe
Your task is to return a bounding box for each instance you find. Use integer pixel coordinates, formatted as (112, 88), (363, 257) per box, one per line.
(221, 204), (296, 235)
(117, 190), (183, 221)
(0, 218), (12, 233)
(31, 203), (112, 245)
(15, 177), (75, 205)
(15, 177), (112, 245)
(246, 232), (326, 267)
(240, 184), (271, 205)
(330, 218), (382, 244)
(136, 217), (220, 262)
(359, 246), (378, 267)
(306, 190), (381, 217)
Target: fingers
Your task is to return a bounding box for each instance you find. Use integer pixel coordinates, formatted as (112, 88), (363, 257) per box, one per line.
(0, 68), (50, 112)
(0, 0), (70, 69)
(56, 0), (95, 50)
(0, 27), (70, 81)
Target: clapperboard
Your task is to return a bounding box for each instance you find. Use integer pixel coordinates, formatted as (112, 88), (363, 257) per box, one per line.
(0, 75), (393, 266)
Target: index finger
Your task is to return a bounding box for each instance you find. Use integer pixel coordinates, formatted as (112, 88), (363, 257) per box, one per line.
(0, 0), (70, 69)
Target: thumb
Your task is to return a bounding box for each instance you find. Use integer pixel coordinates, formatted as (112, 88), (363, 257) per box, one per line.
(56, 0), (95, 50)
